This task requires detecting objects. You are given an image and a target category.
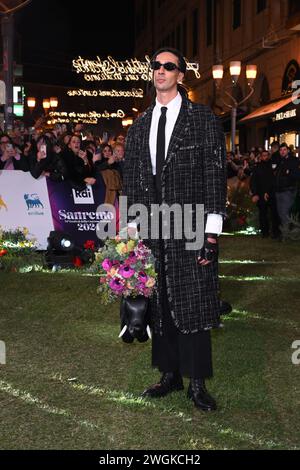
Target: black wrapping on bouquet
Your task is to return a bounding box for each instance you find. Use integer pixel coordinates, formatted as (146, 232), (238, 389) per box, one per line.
(119, 296), (151, 343)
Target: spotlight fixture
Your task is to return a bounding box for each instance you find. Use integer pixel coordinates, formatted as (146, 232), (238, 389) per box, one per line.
(47, 231), (75, 252)
(44, 231), (76, 269)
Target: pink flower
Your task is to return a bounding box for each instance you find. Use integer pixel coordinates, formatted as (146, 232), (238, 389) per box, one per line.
(138, 271), (148, 283)
(119, 265), (135, 279)
(124, 252), (137, 266)
(109, 278), (125, 293)
(102, 259), (112, 271)
(136, 283), (152, 297)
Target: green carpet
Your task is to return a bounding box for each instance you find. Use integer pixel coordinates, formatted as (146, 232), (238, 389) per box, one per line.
(0, 236), (299, 450)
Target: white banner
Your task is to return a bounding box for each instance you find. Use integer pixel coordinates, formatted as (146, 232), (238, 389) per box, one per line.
(0, 170), (54, 249)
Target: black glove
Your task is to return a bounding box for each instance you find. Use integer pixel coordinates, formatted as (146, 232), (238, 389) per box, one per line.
(198, 233), (218, 264)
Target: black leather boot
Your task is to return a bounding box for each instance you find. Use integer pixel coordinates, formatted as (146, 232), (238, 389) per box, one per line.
(187, 379), (217, 411)
(141, 372), (184, 398)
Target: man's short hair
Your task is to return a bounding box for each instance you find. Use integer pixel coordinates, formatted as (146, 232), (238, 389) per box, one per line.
(280, 143), (288, 149)
(151, 47), (187, 75)
(271, 141), (279, 148)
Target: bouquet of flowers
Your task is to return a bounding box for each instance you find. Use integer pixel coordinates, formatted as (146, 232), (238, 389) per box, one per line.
(97, 236), (157, 305)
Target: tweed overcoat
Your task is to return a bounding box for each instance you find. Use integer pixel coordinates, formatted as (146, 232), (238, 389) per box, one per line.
(123, 96), (227, 335)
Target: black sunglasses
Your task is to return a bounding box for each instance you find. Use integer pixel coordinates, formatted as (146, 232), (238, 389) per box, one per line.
(150, 61), (180, 72)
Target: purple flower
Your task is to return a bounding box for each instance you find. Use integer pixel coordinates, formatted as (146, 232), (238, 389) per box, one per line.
(142, 288), (151, 297)
(124, 252), (137, 266)
(102, 259), (112, 271)
(119, 265), (135, 279)
(138, 271), (148, 284)
(109, 278), (125, 293)
(136, 283), (151, 297)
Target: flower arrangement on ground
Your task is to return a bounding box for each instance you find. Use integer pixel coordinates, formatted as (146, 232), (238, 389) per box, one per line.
(0, 226), (42, 272)
(97, 236), (157, 305)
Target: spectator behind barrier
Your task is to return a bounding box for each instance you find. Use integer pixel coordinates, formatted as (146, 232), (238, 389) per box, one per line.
(61, 134), (96, 190)
(28, 134), (67, 182)
(0, 134), (29, 171)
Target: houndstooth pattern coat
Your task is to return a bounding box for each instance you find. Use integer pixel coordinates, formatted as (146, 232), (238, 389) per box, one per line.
(123, 96), (227, 335)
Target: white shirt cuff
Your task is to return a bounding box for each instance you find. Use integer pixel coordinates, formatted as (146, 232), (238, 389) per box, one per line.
(205, 214), (223, 235)
(127, 215), (223, 236)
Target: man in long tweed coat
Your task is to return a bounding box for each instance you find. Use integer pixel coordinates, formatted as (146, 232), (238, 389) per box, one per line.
(123, 47), (227, 411)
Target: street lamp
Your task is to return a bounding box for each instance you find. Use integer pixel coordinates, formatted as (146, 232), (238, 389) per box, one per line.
(50, 97), (58, 109)
(26, 97), (58, 114)
(26, 96), (59, 126)
(27, 97), (36, 111)
(42, 98), (50, 113)
(213, 61), (257, 153)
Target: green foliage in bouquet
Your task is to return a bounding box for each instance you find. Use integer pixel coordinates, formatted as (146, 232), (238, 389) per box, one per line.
(96, 236), (157, 305)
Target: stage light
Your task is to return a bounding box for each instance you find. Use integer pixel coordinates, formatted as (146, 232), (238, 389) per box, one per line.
(45, 231), (76, 269)
(61, 238), (72, 249)
(47, 231), (75, 252)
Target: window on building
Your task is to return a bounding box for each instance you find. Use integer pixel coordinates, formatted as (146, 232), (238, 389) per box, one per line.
(233, 0), (242, 30)
(206, 0), (213, 46)
(192, 8), (199, 56)
(289, 0), (300, 16)
(257, 0), (267, 14)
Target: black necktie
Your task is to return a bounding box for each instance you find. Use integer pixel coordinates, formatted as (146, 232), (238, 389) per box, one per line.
(155, 106), (167, 199)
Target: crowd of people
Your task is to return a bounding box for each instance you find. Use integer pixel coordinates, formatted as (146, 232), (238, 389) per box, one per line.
(227, 141), (300, 238)
(1, 122), (300, 238)
(0, 122), (125, 202)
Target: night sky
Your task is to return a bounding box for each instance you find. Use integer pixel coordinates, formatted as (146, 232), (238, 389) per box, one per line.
(15, 0), (135, 86)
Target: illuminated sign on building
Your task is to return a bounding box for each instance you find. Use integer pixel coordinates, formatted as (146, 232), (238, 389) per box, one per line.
(275, 109), (297, 121)
(49, 109), (125, 125)
(67, 88), (144, 98)
(72, 55), (200, 82)
(13, 104), (24, 117)
(13, 86), (24, 116)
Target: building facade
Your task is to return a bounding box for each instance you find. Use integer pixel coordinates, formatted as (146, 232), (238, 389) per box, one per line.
(134, 0), (300, 152)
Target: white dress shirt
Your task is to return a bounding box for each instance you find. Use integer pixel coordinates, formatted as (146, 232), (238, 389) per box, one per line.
(149, 93), (223, 235)
(150, 93), (182, 174)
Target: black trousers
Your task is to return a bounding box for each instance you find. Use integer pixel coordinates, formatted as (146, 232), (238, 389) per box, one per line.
(257, 195), (280, 237)
(151, 213), (213, 379)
